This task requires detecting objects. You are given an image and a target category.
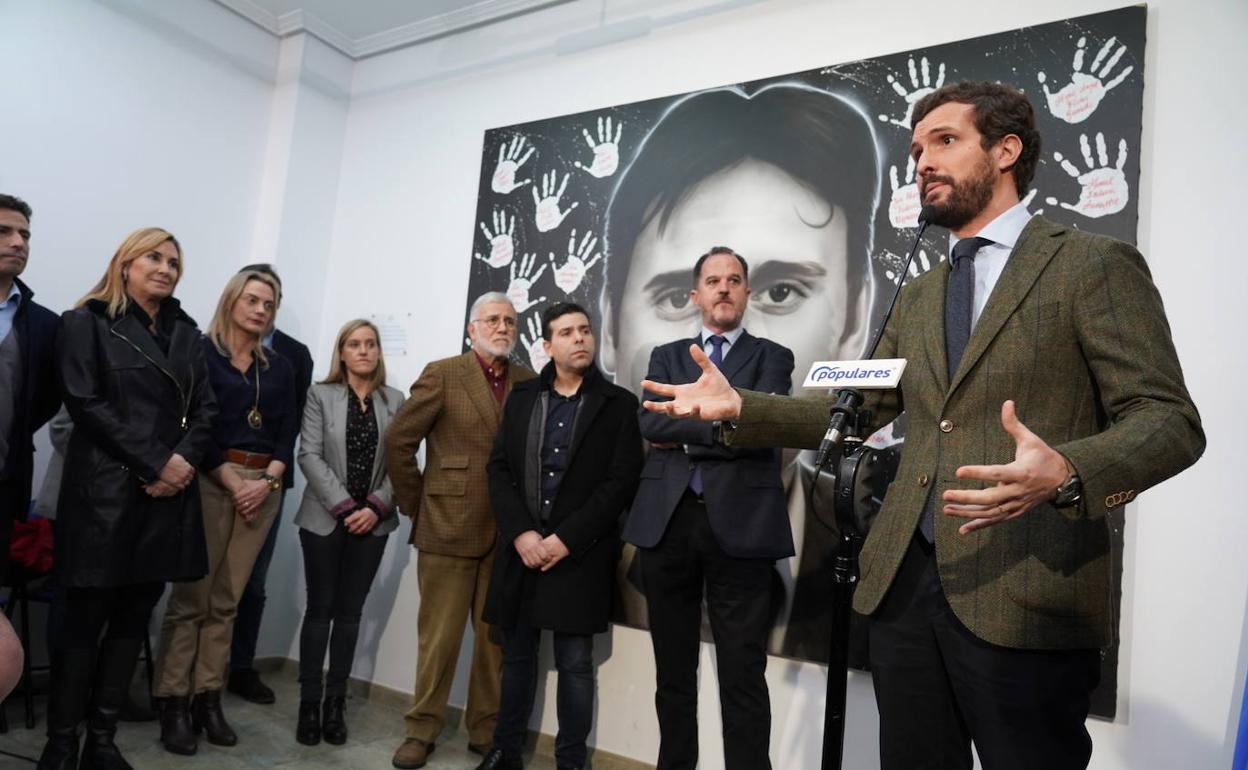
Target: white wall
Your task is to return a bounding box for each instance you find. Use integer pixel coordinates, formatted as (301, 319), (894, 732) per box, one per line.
(2, 0), (278, 323)
(6, 0), (1246, 768)
(318, 1), (1248, 769)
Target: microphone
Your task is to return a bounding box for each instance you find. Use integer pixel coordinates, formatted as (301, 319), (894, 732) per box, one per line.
(812, 204), (937, 472)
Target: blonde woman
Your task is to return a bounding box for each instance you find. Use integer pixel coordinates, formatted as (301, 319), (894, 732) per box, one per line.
(42, 228), (216, 770)
(293, 320), (404, 745)
(153, 269), (297, 755)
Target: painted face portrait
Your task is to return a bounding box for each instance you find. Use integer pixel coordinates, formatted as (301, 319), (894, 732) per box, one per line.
(605, 159), (861, 394)
(599, 85), (881, 394)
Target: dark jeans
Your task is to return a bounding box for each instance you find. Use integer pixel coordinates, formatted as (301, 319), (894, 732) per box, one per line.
(230, 489), (284, 672)
(493, 625), (594, 768)
(869, 535), (1101, 770)
(640, 491), (774, 770)
(297, 523), (387, 701)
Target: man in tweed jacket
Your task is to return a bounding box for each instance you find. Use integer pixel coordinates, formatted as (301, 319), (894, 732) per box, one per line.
(641, 83), (1203, 770)
(386, 292), (536, 769)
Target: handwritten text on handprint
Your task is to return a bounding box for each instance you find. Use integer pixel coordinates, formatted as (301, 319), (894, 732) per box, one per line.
(1037, 36), (1133, 124)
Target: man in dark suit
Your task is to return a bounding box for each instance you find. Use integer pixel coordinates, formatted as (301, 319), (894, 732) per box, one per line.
(0, 193), (60, 584)
(625, 246), (793, 770)
(641, 82), (1204, 770)
(226, 263), (315, 704)
(475, 302), (642, 770)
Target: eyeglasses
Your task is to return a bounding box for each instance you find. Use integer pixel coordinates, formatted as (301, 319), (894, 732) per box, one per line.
(472, 315), (517, 330)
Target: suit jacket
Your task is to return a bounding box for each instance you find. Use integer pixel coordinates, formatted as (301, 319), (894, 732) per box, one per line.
(270, 328), (314, 489)
(295, 382), (406, 537)
(385, 350), (536, 558)
(626, 331), (796, 560)
(1, 278), (60, 521)
(727, 216), (1204, 650)
(484, 365), (643, 634)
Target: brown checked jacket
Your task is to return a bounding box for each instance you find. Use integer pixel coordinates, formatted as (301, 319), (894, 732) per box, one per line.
(385, 350), (536, 558)
(726, 216), (1204, 651)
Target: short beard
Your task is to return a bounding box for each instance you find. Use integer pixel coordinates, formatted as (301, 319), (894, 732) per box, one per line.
(476, 338), (515, 360)
(924, 154), (996, 231)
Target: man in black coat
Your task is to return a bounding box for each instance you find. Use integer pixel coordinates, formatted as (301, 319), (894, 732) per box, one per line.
(624, 246), (794, 770)
(477, 303), (643, 770)
(0, 194), (60, 584)
(228, 263), (315, 704)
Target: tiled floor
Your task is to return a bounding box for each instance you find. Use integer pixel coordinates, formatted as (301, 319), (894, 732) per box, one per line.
(0, 673), (559, 769)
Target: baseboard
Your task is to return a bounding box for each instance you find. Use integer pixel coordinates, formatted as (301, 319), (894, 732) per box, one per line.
(254, 657), (654, 769)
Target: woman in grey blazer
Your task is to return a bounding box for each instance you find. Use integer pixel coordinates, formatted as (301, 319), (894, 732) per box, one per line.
(294, 319), (404, 746)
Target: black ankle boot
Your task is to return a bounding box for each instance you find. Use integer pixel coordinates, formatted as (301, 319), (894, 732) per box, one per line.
(191, 689), (238, 746)
(36, 647), (94, 770)
(80, 637), (144, 770)
(296, 700), (321, 745)
(158, 696), (197, 756)
(321, 695), (347, 745)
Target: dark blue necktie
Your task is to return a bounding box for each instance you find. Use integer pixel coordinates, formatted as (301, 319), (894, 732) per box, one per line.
(944, 237), (993, 382)
(921, 237), (993, 542)
(689, 335), (726, 496)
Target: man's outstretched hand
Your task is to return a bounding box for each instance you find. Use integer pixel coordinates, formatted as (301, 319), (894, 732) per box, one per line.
(942, 400), (1070, 534)
(641, 344), (742, 422)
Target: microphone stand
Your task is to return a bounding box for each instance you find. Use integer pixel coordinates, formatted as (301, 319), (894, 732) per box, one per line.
(817, 209), (933, 770)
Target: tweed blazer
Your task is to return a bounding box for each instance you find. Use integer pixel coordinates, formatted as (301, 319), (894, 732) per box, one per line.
(295, 383), (406, 537)
(385, 350), (536, 558)
(727, 216), (1204, 650)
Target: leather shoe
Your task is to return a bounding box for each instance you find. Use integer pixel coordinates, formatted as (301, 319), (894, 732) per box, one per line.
(158, 696), (197, 756)
(321, 695), (347, 745)
(296, 700), (321, 745)
(474, 747), (523, 770)
(226, 668), (276, 704)
(392, 737), (434, 769)
(191, 689), (238, 746)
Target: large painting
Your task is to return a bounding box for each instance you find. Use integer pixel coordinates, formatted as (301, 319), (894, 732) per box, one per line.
(462, 6), (1146, 718)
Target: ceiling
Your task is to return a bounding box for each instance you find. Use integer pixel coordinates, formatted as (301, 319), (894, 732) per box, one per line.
(213, 0), (573, 59)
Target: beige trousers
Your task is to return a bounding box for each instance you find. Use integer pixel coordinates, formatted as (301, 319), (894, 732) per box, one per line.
(404, 548), (501, 747)
(153, 465), (279, 696)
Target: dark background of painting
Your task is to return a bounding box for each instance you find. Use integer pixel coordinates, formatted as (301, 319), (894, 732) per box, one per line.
(462, 6), (1146, 719)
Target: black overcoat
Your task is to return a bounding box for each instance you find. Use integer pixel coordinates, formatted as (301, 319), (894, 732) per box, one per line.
(55, 298), (217, 587)
(1, 279), (60, 521)
(484, 365), (643, 635)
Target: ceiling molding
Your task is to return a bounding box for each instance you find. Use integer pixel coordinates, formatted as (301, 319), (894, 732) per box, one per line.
(211, 0), (572, 60)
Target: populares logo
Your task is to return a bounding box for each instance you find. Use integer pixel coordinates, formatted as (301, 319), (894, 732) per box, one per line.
(802, 359), (907, 389)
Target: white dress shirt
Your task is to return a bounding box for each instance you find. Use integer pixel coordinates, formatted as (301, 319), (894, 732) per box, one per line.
(946, 200), (1034, 327)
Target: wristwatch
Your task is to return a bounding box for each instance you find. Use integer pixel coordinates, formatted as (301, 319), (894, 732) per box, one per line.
(1053, 473), (1083, 508)
(263, 474), (282, 492)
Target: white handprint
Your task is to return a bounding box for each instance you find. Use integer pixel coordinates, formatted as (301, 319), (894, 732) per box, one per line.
(1037, 36), (1133, 124)
(1020, 187), (1044, 217)
(507, 252), (548, 313)
(549, 229), (603, 295)
(520, 314), (550, 372)
(878, 56), (946, 128)
(491, 135), (534, 195)
(888, 155), (922, 229)
(532, 170), (579, 233)
(1044, 133), (1129, 219)
(573, 116), (623, 179)
(879, 247), (942, 285)
(476, 209), (517, 268)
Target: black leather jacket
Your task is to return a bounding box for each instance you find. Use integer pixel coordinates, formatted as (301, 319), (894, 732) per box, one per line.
(55, 297), (217, 587)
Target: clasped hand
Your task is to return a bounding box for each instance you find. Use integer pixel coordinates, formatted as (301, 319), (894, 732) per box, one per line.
(942, 400), (1069, 534)
(513, 530), (570, 572)
(145, 453), (194, 497)
(231, 478), (271, 521)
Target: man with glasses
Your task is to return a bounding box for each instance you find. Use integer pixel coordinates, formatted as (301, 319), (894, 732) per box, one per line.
(387, 292), (536, 769)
